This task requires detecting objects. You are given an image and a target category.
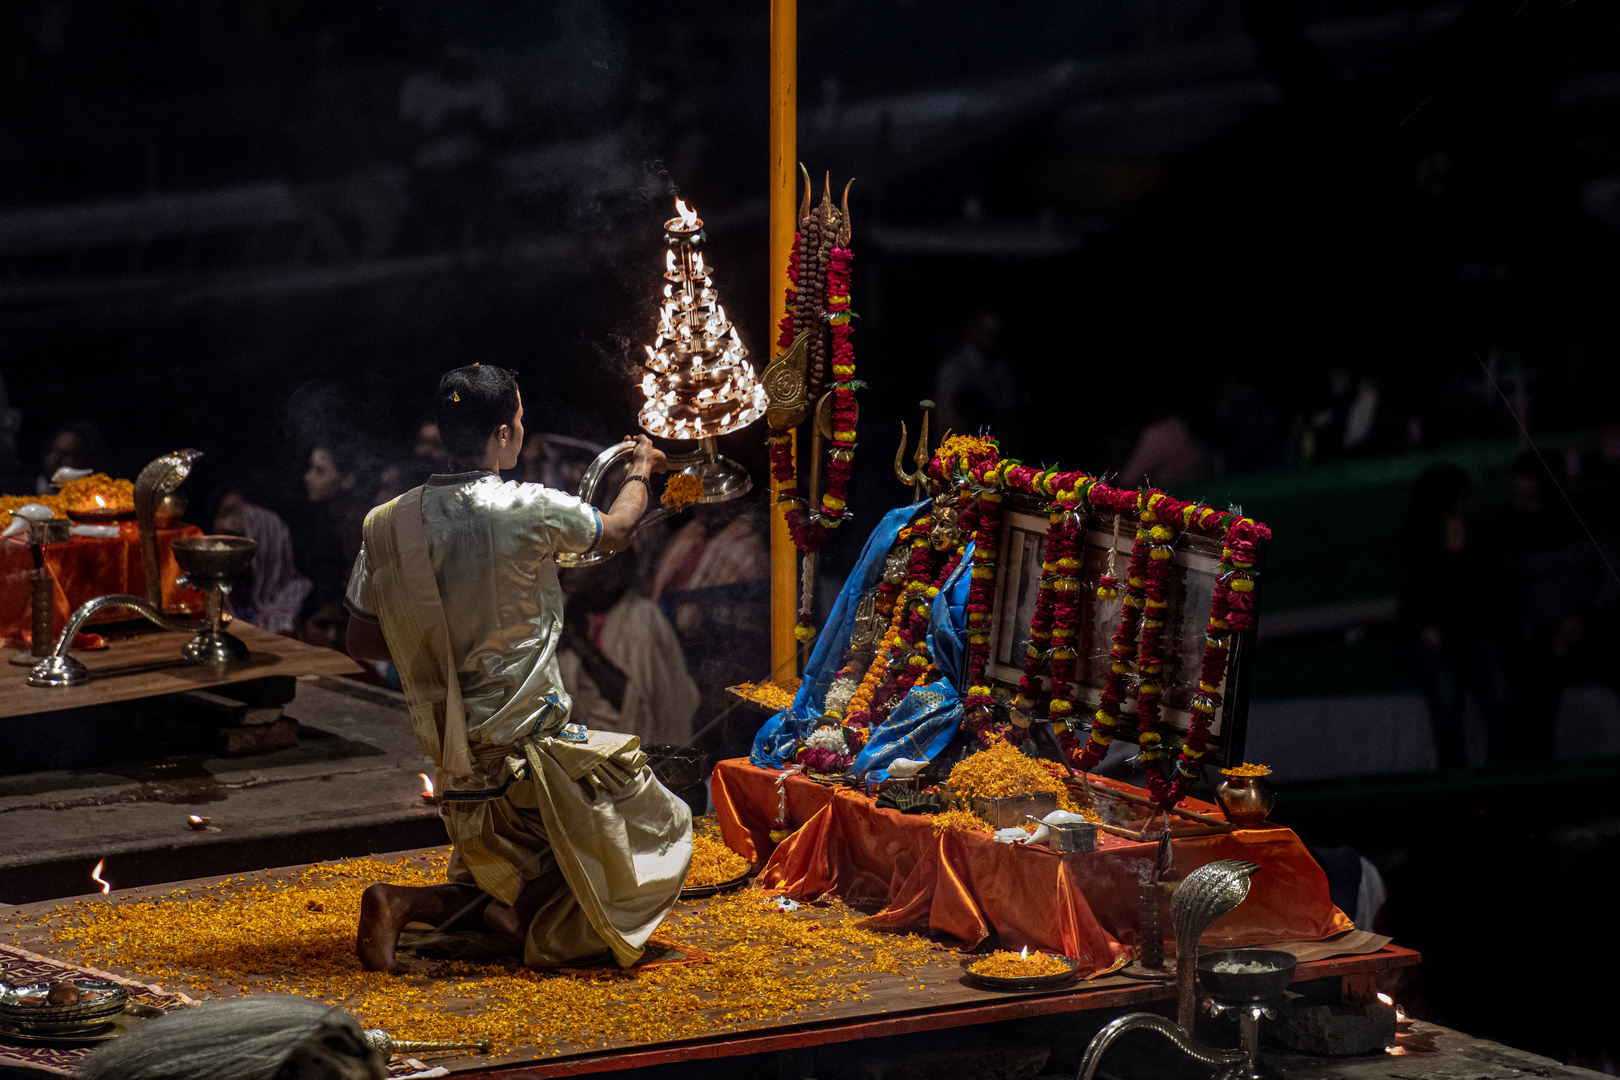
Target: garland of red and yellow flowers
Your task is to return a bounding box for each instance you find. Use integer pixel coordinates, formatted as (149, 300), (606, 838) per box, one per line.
(794, 498), (973, 773)
(768, 213), (859, 642)
(933, 457), (1270, 808)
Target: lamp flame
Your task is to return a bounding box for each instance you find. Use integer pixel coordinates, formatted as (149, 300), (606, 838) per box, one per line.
(1377, 993), (1392, 1006)
(1019, 945), (1029, 960)
(90, 859), (111, 894)
(419, 773), (435, 798)
(94, 494), (107, 508)
(675, 199), (698, 228)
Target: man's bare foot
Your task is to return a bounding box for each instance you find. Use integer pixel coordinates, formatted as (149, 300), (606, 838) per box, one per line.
(483, 900), (522, 938)
(357, 884), (411, 972)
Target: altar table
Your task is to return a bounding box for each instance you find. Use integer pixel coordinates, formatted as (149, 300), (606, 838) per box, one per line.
(713, 760), (1353, 976)
(0, 523), (204, 644)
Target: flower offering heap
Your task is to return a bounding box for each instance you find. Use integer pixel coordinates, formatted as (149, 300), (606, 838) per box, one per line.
(638, 199), (768, 441)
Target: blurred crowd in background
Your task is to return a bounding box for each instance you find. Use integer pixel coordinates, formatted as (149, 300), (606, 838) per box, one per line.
(1, 0), (1618, 761)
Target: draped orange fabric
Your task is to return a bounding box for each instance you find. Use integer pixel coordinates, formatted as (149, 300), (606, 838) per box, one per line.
(712, 760), (1352, 976)
(1, 523), (204, 643)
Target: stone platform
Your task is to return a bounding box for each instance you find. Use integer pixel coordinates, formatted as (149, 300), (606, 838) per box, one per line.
(0, 674), (443, 904)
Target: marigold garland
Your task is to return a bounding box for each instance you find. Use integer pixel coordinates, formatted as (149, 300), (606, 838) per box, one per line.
(770, 193), (860, 642)
(932, 458), (1270, 809)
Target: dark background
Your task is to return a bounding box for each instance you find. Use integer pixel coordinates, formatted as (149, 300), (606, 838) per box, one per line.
(3, 0), (1619, 1067)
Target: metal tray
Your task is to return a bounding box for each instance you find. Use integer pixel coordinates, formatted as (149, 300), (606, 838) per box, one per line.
(679, 871), (752, 899)
(0, 980), (129, 1032)
(0, 1002), (162, 1047)
(959, 953), (1082, 991)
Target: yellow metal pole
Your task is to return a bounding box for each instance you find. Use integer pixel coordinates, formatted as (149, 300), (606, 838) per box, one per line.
(768, 0), (798, 681)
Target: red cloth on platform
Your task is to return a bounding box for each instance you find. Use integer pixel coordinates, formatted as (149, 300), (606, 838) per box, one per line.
(0, 523), (204, 643)
(712, 759), (1352, 977)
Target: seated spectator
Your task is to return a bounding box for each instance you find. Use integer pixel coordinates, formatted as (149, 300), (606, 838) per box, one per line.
(414, 419), (448, 470)
(516, 432), (602, 491)
(1119, 408), (1211, 489)
(295, 443), (368, 597)
(295, 586), (351, 654)
(652, 499), (769, 758)
(296, 584), (386, 684)
(373, 458), (433, 507)
(653, 500), (769, 637)
(33, 420), (105, 495)
(558, 548), (698, 747)
(212, 490), (312, 634)
(1492, 451), (1618, 761)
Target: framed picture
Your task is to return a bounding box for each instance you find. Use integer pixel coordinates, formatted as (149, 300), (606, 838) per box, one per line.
(983, 496), (1261, 767)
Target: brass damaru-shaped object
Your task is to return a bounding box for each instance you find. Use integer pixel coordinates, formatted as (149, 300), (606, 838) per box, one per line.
(763, 330), (811, 431)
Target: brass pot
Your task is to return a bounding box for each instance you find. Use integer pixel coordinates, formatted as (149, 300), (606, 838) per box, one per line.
(154, 492), (188, 527)
(1215, 774), (1276, 828)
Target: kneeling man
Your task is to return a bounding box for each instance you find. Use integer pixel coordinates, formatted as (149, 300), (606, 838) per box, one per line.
(345, 365), (691, 971)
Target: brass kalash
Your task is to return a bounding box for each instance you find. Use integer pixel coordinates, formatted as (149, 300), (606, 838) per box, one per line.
(560, 197), (767, 569)
(28, 449), (259, 688)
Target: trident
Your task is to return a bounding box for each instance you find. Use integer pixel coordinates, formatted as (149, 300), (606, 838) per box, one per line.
(894, 400), (937, 501)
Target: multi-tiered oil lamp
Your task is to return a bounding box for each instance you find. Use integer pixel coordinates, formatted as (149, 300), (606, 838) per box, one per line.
(636, 199), (766, 503)
(557, 199), (764, 569)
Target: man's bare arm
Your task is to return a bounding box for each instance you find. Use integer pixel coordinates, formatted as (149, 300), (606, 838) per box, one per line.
(597, 435), (666, 554)
(346, 617), (393, 662)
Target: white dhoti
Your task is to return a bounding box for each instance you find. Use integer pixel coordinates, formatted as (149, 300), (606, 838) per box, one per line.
(348, 474), (692, 967)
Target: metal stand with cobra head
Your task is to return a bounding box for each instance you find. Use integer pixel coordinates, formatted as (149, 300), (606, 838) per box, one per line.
(558, 436), (751, 569)
(1076, 860), (1288, 1080)
(28, 535), (258, 688)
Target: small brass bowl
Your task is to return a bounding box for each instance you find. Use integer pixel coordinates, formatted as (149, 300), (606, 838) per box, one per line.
(171, 535), (258, 583)
(154, 492), (188, 527)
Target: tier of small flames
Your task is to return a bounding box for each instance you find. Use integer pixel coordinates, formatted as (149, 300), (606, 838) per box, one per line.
(638, 199), (768, 440)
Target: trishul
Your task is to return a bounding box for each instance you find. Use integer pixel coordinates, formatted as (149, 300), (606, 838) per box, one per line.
(894, 399), (937, 501)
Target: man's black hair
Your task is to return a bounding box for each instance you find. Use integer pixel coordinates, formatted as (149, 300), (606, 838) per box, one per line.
(436, 365), (520, 464)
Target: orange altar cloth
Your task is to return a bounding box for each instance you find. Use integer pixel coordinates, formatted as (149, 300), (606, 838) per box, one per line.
(712, 759), (1352, 977)
(0, 523), (204, 644)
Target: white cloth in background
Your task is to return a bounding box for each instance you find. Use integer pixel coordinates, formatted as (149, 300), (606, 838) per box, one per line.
(1355, 856), (1389, 931)
(558, 592), (699, 748)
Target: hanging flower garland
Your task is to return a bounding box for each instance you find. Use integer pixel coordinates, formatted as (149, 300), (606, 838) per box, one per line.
(932, 457), (1270, 808)
(770, 215), (859, 562)
(1131, 493), (1178, 802)
(857, 497), (976, 729)
(922, 439), (1006, 747)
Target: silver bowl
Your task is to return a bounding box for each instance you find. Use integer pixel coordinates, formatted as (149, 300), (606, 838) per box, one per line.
(1196, 948), (1297, 1004)
(171, 535), (257, 583)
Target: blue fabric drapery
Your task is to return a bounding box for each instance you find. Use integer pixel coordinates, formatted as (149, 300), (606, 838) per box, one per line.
(750, 499), (972, 780)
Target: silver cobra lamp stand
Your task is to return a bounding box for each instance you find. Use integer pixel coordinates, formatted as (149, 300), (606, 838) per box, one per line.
(1077, 860), (1290, 1080)
(28, 536), (258, 688)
